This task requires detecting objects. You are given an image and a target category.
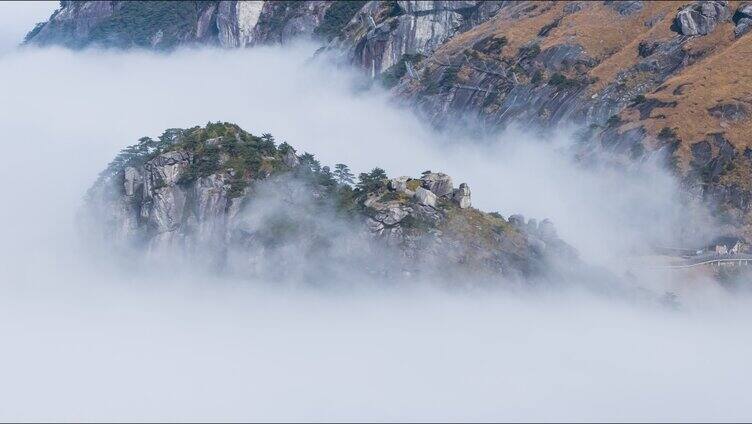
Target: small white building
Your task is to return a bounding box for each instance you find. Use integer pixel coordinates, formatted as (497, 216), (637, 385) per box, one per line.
(710, 236), (747, 255)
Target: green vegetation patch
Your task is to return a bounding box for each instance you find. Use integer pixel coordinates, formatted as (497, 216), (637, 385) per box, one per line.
(381, 53), (425, 88)
(88, 1), (203, 49)
(314, 0), (367, 41)
(547, 73), (581, 89)
(423, 65), (460, 94)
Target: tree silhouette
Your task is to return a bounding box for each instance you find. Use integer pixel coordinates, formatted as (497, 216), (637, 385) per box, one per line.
(357, 167), (387, 192)
(333, 163), (354, 185)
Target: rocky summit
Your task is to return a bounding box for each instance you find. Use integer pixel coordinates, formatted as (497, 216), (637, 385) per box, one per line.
(85, 122), (576, 282)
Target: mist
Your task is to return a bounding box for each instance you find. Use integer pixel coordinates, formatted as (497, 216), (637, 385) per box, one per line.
(1, 3), (752, 421)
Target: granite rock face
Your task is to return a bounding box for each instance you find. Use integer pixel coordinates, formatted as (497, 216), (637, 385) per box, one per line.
(326, 1), (506, 77)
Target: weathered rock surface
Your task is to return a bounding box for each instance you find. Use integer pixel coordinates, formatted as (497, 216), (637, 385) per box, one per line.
(452, 183), (472, 209)
(420, 172), (453, 197)
(734, 3), (752, 37)
(325, 1), (505, 78)
(735, 17), (752, 37)
(414, 187), (437, 207)
(674, 1), (730, 36)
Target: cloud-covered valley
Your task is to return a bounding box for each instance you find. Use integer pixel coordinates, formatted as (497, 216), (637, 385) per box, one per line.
(1, 3), (751, 421)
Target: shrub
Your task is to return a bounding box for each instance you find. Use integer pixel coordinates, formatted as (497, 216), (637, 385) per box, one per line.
(518, 43), (541, 60)
(530, 69), (543, 85)
(548, 73), (579, 89)
(381, 53), (424, 88)
(472, 35), (507, 54)
(658, 127), (677, 140)
(606, 115), (621, 127)
(357, 168), (388, 192)
(314, 0), (367, 41)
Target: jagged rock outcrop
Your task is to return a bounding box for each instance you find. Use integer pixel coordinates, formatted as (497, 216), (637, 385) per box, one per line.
(86, 123), (577, 281)
(452, 183), (471, 209)
(420, 172), (453, 197)
(388, 176), (410, 193)
(604, 1), (643, 16)
(734, 3), (752, 37)
(673, 1), (730, 36)
(215, 1), (264, 47)
(326, 1), (505, 78)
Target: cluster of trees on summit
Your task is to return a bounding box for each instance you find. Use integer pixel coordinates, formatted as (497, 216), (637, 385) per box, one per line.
(96, 122), (393, 200)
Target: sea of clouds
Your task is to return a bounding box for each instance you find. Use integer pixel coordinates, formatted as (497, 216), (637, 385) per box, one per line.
(1, 2), (751, 421)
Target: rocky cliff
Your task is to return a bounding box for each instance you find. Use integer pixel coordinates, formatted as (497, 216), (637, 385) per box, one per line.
(85, 122), (577, 282)
(28, 1), (752, 237)
(24, 1), (340, 49)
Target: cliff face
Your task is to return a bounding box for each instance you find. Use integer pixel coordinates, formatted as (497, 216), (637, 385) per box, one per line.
(24, 1), (335, 49)
(27, 1), (752, 236)
(85, 123), (576, 282)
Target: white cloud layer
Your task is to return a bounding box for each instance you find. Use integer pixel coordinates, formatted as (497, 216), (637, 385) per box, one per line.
(0, 4), (751, 421)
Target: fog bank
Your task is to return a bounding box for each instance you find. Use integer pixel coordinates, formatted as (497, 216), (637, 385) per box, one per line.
(0, 44), (716, 269)
(3, 268), (752, 422)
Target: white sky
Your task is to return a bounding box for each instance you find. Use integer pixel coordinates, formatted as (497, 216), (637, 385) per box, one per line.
(0, 1), (57, 53)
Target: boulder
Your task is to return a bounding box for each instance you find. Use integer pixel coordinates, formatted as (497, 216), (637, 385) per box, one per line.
(527, 218), (539, 234)
(734, 3), (752, 37)
(508, 214), (525, 228)
(675, 1), (730, 36)
(388, 176), (410, 192)
(375, 206), (410, 226)
(538, 219), (558, 241)
(415, 187), (437, 207)
(737, 3), (752, 19)
(452, 183), (472, 209)
(736, 17), (752, 37)
(563, 2), (583, 14)
(420, 172), (454, 197)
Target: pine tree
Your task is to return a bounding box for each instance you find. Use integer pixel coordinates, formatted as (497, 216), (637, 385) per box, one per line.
(357, 167), (387, 192)
(333, 163), (354, 185)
